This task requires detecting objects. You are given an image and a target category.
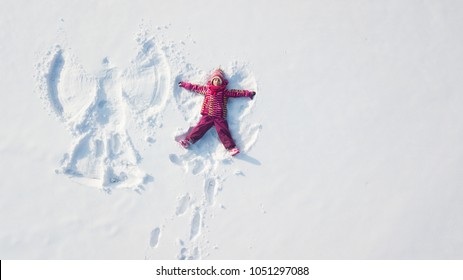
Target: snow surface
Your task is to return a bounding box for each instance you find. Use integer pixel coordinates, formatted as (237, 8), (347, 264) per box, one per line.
(1, 0), (463, 259)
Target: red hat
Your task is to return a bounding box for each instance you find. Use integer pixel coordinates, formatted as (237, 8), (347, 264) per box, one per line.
(210, 68), (226, 84)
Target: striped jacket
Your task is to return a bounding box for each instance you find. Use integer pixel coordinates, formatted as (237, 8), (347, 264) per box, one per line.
(179, 81), (255, 119)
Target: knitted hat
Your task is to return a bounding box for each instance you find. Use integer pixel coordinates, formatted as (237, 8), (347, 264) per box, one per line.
(210, 68), (226, 84)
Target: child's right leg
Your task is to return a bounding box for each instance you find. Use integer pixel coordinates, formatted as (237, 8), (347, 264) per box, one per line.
(185, 115), (214, 144)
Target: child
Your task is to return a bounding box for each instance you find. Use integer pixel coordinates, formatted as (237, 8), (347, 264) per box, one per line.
(178, 69), (256, 156)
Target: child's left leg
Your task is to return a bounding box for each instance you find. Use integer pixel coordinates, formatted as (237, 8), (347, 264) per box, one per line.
(213, 117), (236, 150)
(186, 115), (215, 144)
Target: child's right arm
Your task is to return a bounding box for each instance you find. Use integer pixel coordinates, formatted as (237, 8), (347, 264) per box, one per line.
(178, 82), (207, 95)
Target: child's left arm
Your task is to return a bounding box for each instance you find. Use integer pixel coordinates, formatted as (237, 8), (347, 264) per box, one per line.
(225, 89), (256, 99)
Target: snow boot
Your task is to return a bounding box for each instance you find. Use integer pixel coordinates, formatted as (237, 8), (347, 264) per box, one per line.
(228, 147), (240, 156)
(179, 139), (191, 149)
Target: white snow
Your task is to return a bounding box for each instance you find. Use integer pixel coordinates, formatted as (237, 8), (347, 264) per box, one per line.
(1, 0), (463, 259)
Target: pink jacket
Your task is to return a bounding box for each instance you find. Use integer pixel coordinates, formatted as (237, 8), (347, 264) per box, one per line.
(179, 79), (255, 119)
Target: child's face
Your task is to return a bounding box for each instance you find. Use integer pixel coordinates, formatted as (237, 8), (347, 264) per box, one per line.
(212, 77), (222, 86)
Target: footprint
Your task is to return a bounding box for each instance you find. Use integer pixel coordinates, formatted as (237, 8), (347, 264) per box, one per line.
(178, 247), (188, 260)
(190, 208), (201, 240)
(175, 193), (190, 216)
(169, 154), (182, 165)
(204, 178), (217, 206)
(177, 245), (200, 260)
(149, 227), (161, 248)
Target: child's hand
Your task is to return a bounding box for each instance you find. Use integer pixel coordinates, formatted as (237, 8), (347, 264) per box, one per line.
(178, 82), (183, 88)
(250, 91), (256, 100)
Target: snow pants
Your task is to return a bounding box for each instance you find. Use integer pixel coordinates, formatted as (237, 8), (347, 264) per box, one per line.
(186, 115), (236, 149)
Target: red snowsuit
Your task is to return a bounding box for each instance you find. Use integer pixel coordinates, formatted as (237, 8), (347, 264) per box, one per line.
(179, 70), (255, 149)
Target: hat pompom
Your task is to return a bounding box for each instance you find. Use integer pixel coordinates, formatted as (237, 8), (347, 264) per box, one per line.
(210, 68), (226, 83)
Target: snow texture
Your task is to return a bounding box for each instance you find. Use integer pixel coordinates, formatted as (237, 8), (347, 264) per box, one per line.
(2, 0), (463, 260)
(34, 26), (261, 259)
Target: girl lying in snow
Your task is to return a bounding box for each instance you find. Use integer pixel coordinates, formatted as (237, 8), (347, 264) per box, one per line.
(178, 69), (256, 156)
